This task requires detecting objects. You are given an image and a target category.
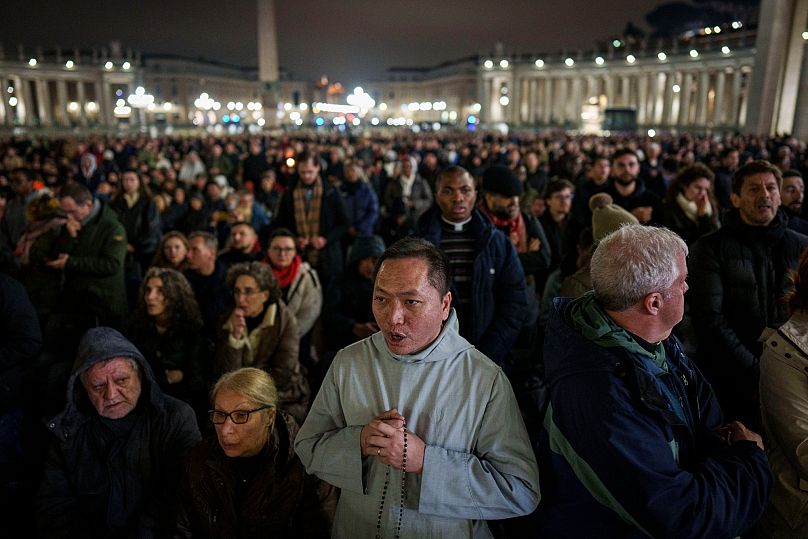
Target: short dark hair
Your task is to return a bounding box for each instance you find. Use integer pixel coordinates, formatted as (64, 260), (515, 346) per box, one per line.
(731, 160), (783, 195)
(783, 169), (803, 180)
(268, 227), (297, 244)
(611, 148), (639, 163)
(297, 150), (319, 168)
(544, 179), (575, 199)
(373, 237), (451, 296)
(720, 148), (739, 160)
(188, 231), (218, 252)
(58, 181), (93, 205)
(435, 166), (473, 191)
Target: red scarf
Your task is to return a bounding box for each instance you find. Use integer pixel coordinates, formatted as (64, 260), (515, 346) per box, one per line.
(270, 255), (302, 289)
(479, 202), (528, 253)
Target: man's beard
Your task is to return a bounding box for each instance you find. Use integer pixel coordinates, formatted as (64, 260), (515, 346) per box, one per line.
(615, 176), (636, 186)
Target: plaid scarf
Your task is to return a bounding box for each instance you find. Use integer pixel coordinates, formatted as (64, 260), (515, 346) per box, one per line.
(293, 177), (323, 264)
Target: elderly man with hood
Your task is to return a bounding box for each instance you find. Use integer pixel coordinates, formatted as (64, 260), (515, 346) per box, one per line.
(37, 327), (201, 537)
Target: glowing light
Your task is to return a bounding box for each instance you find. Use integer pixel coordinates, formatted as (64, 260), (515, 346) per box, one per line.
(626, 54), (636, 64)
(286, 158), (295, 167)
(595, 56), (605, 66)
(65, 60), (74, 69)
(449, 111), (458, 121)
(114, 106), (131, 117)
(713, 26), (721, 33)
(803, 31), (808, 40)
(657, 52), (667, 61)
(378, 102), (387, 111)
(499, 59), (509, 68)
(535, 59), (544, 68)
(315, 117), (325, 126)
(104, 61), (113, 70)
(467, 114), (477, 124)
(354, 86), (364, 95)
(116, 98), (125, 107)
(223, 114), (230, 123)
(313, 102), (360, 114)
(122, 61), (131, 70)
(85, 101), (98, 112)
(647, 128), (656, 137)
(371, 117), (380, 125)
(6, 87), (13, 94)
(408, 102), (419, 112)
(672, 84), (681, 93)
(67, 101), (79, 112)
(704, 27), (712, 35)
(419, 101), (432, 111)
(483, 59), (494, 69)
(257, 118), (266, 126)
(163, 102), (172, 111)
(28, 58), (37, 67)
(283, 102), (292, 111)
(290, 111), (301, 121)
(227, 101), (235, 110)
(471, 103), (481, 112)
(564, 57), (575, 67)
(432, 122), (441, 131)
(235, 102), (244, 111)
(722, 45), (731, 54)
(352, 117), (360, 126)
(8, 96), (18, 106)
(212, 102), (221, 111)
(499, 96), (510, 106)
(613, 39), (622, 47)
(295, 118), (303, 126)
(298, 103), (306, 110)
(690, 49), (699, 58)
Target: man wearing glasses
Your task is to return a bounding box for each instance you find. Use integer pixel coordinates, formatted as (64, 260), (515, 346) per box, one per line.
(37, 327), (200, 536)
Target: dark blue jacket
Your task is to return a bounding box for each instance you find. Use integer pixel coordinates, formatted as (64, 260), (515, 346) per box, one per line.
(535, 297), (772, 538)
(416, 206), (527, 366)
(340, 181), (379, 236)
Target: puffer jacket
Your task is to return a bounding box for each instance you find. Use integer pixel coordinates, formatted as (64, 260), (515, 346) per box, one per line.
(37, 327), (201, 538)
(214, 301), (309, 424)
(283, 261), (322, 337)
(416, 206), (527, 366)
(174, 412), (336, 538)
(688, 209), (808, 422)
(758, 311), (808, 536)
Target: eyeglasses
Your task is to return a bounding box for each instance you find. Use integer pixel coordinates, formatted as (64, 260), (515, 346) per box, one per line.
(233, 287), (263, 297)
(550, 193), (574, 201)
(209, 405), (272, 424)
(270, 246), (296, 254)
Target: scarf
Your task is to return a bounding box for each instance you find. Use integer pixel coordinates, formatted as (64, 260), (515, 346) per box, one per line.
(293, 177), (323, 265)
(271, 255), (301, 289)
(479, 202), (528, 252)
(399, 173), (416, 198)
(675, 192), (712, 223)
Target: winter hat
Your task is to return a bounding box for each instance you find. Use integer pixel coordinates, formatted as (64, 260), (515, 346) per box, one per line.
(347, 234), (386, 267)
(589, 193), (639, 242)
(482, 165), (523, 197)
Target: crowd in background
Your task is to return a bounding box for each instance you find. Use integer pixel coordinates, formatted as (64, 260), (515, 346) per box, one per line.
(1, 128), (807, 535)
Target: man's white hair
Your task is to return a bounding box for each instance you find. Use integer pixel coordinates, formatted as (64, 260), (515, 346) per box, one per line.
(591, 225), (688, 311)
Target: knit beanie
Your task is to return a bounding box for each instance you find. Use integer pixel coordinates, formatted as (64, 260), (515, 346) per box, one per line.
(482, 165), (523, 197)
(347, 234), (386, 267)
(590, 193), (639, 242)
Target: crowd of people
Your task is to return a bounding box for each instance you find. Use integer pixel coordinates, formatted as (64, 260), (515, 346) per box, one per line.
(0, 128), (807, 536)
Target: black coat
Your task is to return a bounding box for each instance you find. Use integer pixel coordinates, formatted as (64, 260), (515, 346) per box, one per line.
(273, 179), (350, 280)
(110, 194), (162, 274)
(688, 209), (808, 423)
(37, 328), (201, 537)
(0, 272), (42, 413)
(174, 412), (335, 538)
(657, 198), (720, 246)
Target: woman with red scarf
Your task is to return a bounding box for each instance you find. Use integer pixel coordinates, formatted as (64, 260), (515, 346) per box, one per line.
(264, 228), (323, 368)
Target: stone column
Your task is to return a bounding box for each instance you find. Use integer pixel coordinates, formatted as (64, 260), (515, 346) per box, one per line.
(543, 78), (552, 124)
(557, 78), (569, 124)
(694, 71), (710, 126)
(36, 79), (51, 126)
(729, 69), (742, 128)
(620, 76), (630, 107)
(661, 72), (675, 127)
(76, 80), (88, 127)
(637, 74), (649, 124)
(793, 40), (808, 139)
(713, 70), (726, 126)
(678, 72), (693, 126)
(604, 75), (615, 108)
(56, 80), (69, 127)
(745, 0), (808, 134)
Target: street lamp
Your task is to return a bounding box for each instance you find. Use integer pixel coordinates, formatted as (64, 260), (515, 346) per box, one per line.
(127, 86), (155, 127)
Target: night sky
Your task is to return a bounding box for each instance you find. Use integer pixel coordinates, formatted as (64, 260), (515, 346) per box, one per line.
(5, 0), (675, 86)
